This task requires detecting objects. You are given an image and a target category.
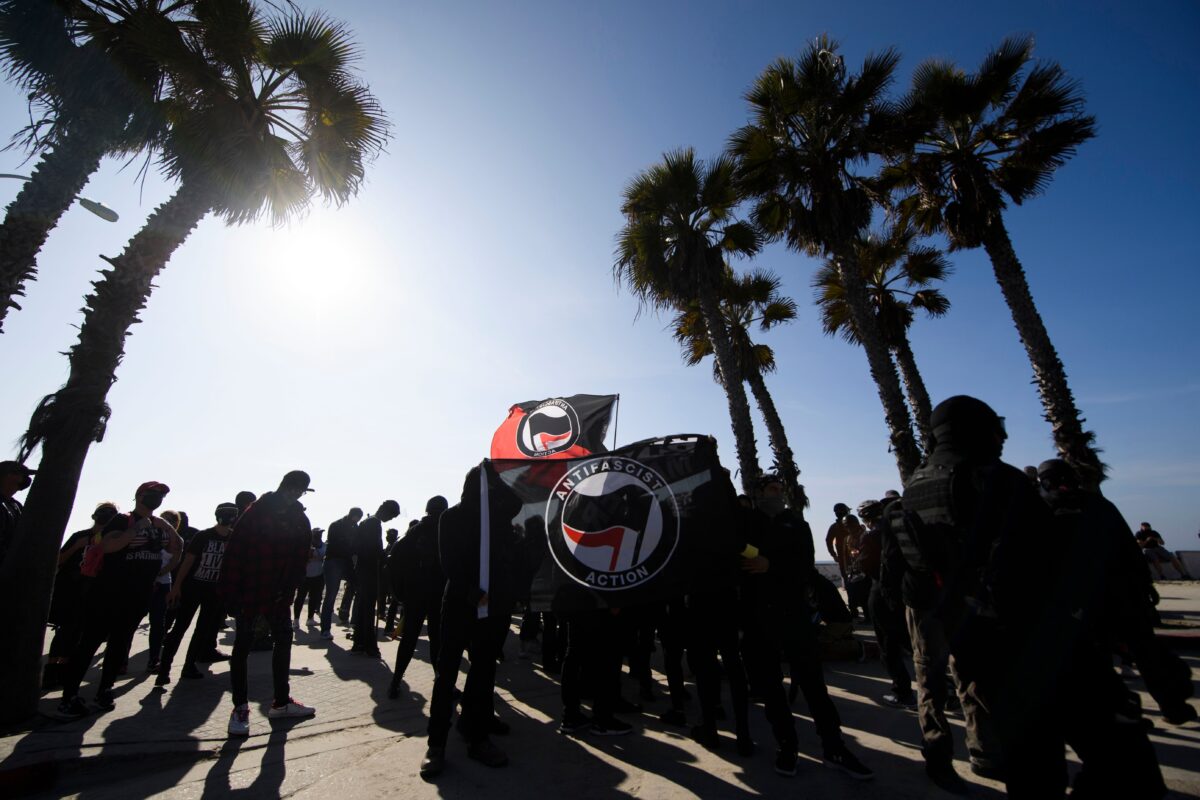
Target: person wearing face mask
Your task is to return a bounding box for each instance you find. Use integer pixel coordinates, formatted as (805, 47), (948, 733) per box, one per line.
(155, 502), (240, 687)
(43, 501), (120, 690)
(55, 481), (182, 718)
(0, 460), (35, 568)
(219, 471), (318, 737)
(740, 475), (874, 781)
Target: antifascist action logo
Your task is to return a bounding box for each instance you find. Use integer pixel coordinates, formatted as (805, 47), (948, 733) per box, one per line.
(545, 457), (680, 590)
(515, 398), (581, 458)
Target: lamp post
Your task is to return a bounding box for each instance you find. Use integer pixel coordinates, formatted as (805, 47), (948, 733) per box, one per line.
(0, 173), (118, 222)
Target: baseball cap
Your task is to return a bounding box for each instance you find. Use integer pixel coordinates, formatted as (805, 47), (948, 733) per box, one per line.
(281, 470), (314, 493)
(0, 460), (35, 476)
(136, 480), (170, 496)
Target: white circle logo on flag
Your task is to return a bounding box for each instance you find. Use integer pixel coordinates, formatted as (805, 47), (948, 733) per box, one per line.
(516, 399), (581, 458)
(545, 457), (680, 591)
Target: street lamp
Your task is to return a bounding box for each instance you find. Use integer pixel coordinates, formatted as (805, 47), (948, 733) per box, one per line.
(0, 172), (119, 222)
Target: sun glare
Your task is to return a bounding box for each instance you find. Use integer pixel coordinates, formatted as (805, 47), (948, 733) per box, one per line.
(251, 212), (375, 319)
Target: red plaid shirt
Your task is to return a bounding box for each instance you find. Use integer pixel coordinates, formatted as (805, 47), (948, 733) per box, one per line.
(218, 492), (311, 616)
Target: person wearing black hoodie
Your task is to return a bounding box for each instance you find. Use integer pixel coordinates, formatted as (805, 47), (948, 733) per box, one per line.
(420, 462), (521, 778)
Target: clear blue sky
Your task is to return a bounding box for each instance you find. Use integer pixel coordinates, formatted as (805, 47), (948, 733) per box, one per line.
(2, 1), (1197, 552)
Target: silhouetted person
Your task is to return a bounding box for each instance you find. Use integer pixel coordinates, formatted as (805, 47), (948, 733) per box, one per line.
(156, 502), (239, 685)
(389, 496), (449, 698)
(56, 481), (182, 718)
(0, 460), (34, 568)
(350, 500), (400, 656)
(320, 507), (363, 638)
(219, 470), (317, 736)
(421, 463), (521, 778)
(1036, 458), (1170, 798)
(44, 501), (119, 690)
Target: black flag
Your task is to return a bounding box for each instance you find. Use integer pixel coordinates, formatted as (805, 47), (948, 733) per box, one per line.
(495, 434), (737, 614)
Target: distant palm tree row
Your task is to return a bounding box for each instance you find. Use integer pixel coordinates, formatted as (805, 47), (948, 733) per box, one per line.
(0, 0), (387, 725)
(615, 34), (1102, 499)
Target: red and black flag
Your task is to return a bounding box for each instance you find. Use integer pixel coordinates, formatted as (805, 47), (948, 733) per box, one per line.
(490, 394), (617, 461)
(495, 435), (738, 615)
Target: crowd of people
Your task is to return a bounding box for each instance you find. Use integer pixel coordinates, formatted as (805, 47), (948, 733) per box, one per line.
(1, 392), (1196, 798)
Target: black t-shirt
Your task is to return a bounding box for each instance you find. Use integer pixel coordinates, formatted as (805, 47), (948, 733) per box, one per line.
(100, 512), (170, 589)
(57, 528), (95, 579)
(1135, 528), (1165, 548)
(186, 526), (229, 584)
(326, 516), (357, 559)
(0, 496), (22, 567)
(355, 516), (384, 568)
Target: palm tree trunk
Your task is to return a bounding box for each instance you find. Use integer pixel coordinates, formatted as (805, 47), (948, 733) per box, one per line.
(0, 182), (212, 724)
(0, 126), (108, 332)
(892, 335), (934, 455)
(744, 367), (802, 503)
(834, 251), (922, 481)
(697, 288), (761, 494)
(982, 217), (1104, 490)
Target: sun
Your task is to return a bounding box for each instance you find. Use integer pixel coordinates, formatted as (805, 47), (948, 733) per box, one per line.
(249, 211), (378, 319)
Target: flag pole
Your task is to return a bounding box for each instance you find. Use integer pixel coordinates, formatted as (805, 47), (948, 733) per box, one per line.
(611, 394), (621, 450)
(478, 459), (490, 619)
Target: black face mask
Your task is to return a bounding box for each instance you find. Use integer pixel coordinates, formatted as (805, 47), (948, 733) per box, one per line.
(93, 510), (118, 527)
(216, 512), (239, 527)
(140, 494), (165, 512)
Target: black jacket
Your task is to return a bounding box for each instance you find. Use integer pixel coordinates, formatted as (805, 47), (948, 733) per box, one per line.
(438, 462), (523, 613)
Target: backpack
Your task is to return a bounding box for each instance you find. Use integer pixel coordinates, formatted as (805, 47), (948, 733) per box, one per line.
(80, 531), (105, 577)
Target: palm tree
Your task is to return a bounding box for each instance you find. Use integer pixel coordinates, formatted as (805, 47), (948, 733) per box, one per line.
(813, 226), (951, 451)
(615, 147), (763, 493)
(0, 0), (178, 332)
(885, 34), (1103, 487)
(729, 36), (923, 481)
(672, 268), (802, 501)
(0, 0), (388, 723)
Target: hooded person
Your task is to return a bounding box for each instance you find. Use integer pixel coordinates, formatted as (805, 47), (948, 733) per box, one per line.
(420, 462), (522, 778)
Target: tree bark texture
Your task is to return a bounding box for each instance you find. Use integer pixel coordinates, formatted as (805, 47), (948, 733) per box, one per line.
(0, 183), (211, 724)
(0, 126), (108, 332)
(745, 368), (802, 506)
(892, 335), (934, 456)
(697, 288), (761, 495)
(834, 250), (922, 482)
(982, 218), (1105, 491)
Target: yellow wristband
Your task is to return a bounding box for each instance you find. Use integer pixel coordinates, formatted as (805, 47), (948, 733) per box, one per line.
(741, 544), (759, 559)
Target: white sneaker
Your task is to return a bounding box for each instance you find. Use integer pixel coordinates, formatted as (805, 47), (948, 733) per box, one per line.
(268, 698), (315, 719)
(228, 705), (251, 737)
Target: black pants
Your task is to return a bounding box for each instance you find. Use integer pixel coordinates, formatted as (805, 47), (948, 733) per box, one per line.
(519, 609), (541, 642)
(562, 609), (622, 721)
(658, 601), (688, 710)
(427, 601), (509, 747)
(391, 593), (442, 688)
(686, 591), (749, 735)
(868, 581), (912, 698)
(352, 573), (379, 649)
(293, 575), (324, 620)
(741, 618), (798, 751)
(48, 578), (92, 660)
(61, 584), (152, 699)
(541, 611), (565, 670)
(147, 583), (170, 665)
(159, 582), (224, 673)
(230, 604), (292, 707)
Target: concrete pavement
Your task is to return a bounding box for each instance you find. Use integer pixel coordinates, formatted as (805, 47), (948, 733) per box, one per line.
(2, 582), (1198, 799)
